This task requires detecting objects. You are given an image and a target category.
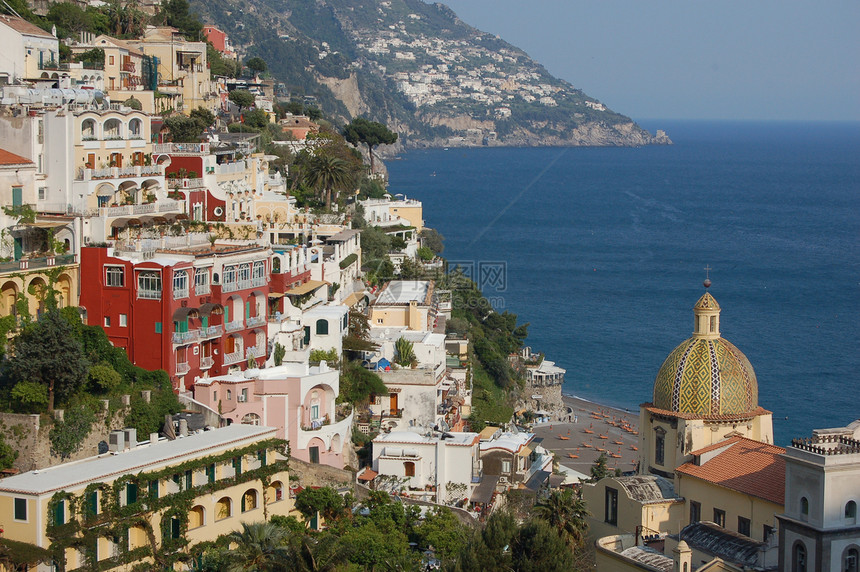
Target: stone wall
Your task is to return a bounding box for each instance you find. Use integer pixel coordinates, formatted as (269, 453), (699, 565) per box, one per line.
(289, 457), (355, 490)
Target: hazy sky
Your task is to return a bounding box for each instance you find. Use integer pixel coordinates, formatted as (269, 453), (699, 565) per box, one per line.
(434, 0), (860, 121)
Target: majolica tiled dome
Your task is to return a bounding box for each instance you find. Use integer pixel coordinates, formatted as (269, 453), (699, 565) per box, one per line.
(652, 292), (759, 417)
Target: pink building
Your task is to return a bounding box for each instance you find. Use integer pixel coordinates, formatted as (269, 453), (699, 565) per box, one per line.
(193, 361), (352, 468)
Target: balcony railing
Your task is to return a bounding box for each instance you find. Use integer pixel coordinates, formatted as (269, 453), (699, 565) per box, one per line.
(137, 289), (161, 300)
(175, 362), (190, 375)
(223, 350), (244, 365)
(77, 165), (165, 181)
(172, 330), (198, 344)
(225, 320), (244, 332)
(245, 346), (258, 359)
(200, 356), (214, 369)
(246, 316), (266, 328)
(152, 142), (209, 155)
(168, 178), (206, 189)
(200, 325), (223, 338)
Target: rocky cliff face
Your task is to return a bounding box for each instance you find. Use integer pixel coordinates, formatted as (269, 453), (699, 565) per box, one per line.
(192, 0), (671, 148)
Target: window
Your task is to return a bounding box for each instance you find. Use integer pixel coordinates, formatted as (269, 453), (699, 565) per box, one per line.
(316, 319), (329, 335)
(226, 389), (232, 401)
(792, 541), (807, 572)
(844, 548), (859, 572)
(109, 55), (115, 65)
(216, 497), (232, 521)
(738, 516), (751, 537)
(86, 491), (98, 517)
(149, 480), (159, 500)
(501, 460), (512, 474)
(137, 271), (161, 299)
(238, 263), (251, 285)
(800, 496), (809, 520)
(713, 508), (726, 528)
(252, 260), (265, 283)
(14, 498), (26, 521)
(690, 501), (701, 523)
(194, 268), (210, 295)
(605, 487), (618, 525)
(763, 525), (774, 542)
(126, 483), (138, 505)
(119, 314), (127, 327)
(404, 461), (415, 477)
(232, 457), (242, 476)
(104, 316), (111, 327)
(106, 266), (124, 287)
(655, 429), (665, 466)
(847, 500), (857, 521)
(170, 517), (181, 539)
(53, 500), (65, 525)
(206, 464), (216, 484)
(173, 270), (189, 299)
(38, 186), (46, 200)
(709, 315), (717, 332)
(155, 322), (162, 333)
(242, 489), (257, 512)
(309, 446), (320, 464)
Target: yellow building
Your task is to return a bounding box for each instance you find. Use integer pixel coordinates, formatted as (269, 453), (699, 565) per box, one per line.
(369, 280), (436, 331)
(0, 425), (292, 571)
(583, 475), (684, 541)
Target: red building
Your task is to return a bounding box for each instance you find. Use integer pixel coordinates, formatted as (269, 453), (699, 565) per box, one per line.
(80, 243), (274, 391)
(202, 26), (235, 59)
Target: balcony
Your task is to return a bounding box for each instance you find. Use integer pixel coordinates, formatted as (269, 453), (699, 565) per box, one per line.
(246, 316), (266, 328)
(100, 200), (184, 219)
(175, 362), (190, 375)
(245, 346), (259, 359)
(137, 289), (161, 300)
(200, 325), (223, 338)
(77, 165), (165, 182)
(223, 350), (244, 366)
(298, 406), (354, 448)
(152, 142), (209, 155)
(225, 320), (244, 332)
(168, 177), (206, 189)
(0, 254), (78, 273)
(200, 356), (214, 369)
(172, 330), (198, 344)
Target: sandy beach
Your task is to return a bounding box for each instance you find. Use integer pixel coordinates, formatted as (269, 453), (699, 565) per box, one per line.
(532, 395), (641, 478)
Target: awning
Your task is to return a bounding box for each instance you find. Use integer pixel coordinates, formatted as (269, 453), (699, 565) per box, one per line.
(198, 303), (223, 316)
(173, 307), (200, 321)
(97, 187), (116, 197)
(470, 475), (500, 504)
(284, 279), (328, 296)
(267, 292), (285, 299)
(517, 445), (533, 458)
(342, 291), (368, 307)
(23, 221), (70, 229)
(126, 218), (142, 227)
(524, 470), (551, 492)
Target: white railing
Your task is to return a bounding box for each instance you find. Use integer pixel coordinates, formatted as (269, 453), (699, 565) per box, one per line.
(137, 289), (160, 300)
(200, 356), (214, 369)
(172, 330), (198, 344)
(200, 325), (223, 338)
(245, 346), (258, 359)
(195, 285), (211, 296)
(141, 165), (161, 176)
(175, 362), (190, 374)
(77, 165), (165, 181)
(168, 178), (206, 189)
(173, 288), (189, 300)
(158, 199), (184, 213)
(223, 350), (243, 365)
(246, 316), (266, 328)
(153, 142), (209, 154)
(251, 276), (267, 287)
(225, 320), (244, 332)
(215, 161), (246, 175)
(118, 166), (137, 177)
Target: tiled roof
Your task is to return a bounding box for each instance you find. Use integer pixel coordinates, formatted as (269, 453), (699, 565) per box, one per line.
(680, 521), (765, 566)
(641, 403), (771, 422)
(676, 437), (785, 505)
(0, 148), (34, 166)
(0, 15), (55, 38)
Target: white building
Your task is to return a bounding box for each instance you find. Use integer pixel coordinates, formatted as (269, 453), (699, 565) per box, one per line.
(0, 15), (59, 84)
(372, 430), (481, 504)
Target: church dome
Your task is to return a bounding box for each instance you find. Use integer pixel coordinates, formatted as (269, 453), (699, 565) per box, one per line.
(652, 291), (758, 417)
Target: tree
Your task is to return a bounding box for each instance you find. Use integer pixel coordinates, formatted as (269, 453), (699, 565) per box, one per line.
(590, 452), (611, 482)
(190, 106), (216, 131)
(291, 534), (352, 572)
(394, 337), (416, 366)
(163, 114), (205, 143)
(158, 0), (201, 40)
(246, 56), (267, 75)
(244, 109), (269, 130)
(88, 364), (121, 393)
(420, 228), (445, 255)
(533, 489), (589, 548)
(229, 89), (256, 114)
(5, 310), (89, 411)
(339, 361), (387, 404)
(342, 117), (398, 174)
(294, 487), (346, 524)
(221, 522), (292, 572)
(10, 380), (49, 413)
(303, 154), (354, 211)
(510, 518), (577, 572)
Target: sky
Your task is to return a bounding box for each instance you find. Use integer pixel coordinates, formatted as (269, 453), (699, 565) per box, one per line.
(433, 0), (860, 122)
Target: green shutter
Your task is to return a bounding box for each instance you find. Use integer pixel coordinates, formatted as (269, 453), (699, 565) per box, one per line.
(14, 498), (26, 521)
(245, 301), (250, 319)
(206, 464), (215, 484)
(224, 305), (229, 323)
(202, 316), (208, 329)
(12, 186), (22, 208)
(185, 470), (192, 490)
(53, 500), (65, 525)
(87, 491), (98, 516)
(171, 517), (181, 539)
(233, 457), (242, 476)
(241, 495), (246, 513)
(155, 322), (162, 334)
(258, 449), (267, 467)
(126, 483), (138, 504)
(149, 480), (159, 500)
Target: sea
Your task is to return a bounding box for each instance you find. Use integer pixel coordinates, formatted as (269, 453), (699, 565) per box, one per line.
(386, 120), (860, 446)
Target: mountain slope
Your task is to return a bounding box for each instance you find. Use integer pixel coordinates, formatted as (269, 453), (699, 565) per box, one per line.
(190, 0), (669, 147)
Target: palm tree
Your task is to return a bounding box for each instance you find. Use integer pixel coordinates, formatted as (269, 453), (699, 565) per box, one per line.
(291, 533), (353, 572)
(222, 522), (293, 572)
(533, 488), (590, 549)
(303, 155), (354, 211)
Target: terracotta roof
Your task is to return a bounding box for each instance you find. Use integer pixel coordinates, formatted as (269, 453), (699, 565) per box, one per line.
(676, 437), (785, 505)
(357, 468), (378, 482)
(0, 15), (55, 38)
(0, 148), (34, 166)
(642, 403), (772, 422)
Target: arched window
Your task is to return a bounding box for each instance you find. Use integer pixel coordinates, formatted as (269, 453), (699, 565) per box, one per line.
(272, 257), (281, 273)
(316, 319), (328, 335)
(800, 496), (809, 521)
(215, 497), (232, 520)
(654, 428), (665, 466)
(82, 118), (96, 140)
(268, 481), (284, 503)
(241, 489), (257, 512)
(844, 548), (859, 572)
(103, 118), (122, 140)
(128, 118), (142, 138)
(189, 505), (205, 528)
(792, 541), (807, 572)
(847, 500), (857, 522)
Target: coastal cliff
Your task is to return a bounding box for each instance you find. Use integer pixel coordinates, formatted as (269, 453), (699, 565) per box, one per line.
(190, 0), (671, 148)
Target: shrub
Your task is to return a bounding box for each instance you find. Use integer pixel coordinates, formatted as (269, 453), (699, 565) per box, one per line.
(10, 381), (49, 413)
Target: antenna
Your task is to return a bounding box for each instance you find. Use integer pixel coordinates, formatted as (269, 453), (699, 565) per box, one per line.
(1, 0), (23, 18)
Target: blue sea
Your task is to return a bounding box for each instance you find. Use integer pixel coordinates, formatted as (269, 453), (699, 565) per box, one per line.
(387, 121), (860, 446)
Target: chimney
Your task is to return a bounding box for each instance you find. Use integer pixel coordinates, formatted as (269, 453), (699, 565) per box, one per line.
(109, 430), (125, 453)
(179, 418), (189, 437)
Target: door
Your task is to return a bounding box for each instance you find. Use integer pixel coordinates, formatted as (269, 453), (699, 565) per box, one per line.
(389, 393), (398, 416)
(309, 446), (319, 464)
(86, 153), (95, 169)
